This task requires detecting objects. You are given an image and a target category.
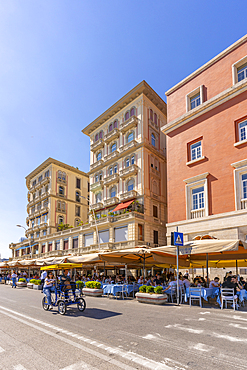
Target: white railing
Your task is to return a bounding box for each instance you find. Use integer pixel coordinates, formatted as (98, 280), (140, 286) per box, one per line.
(241, 199), (247, 209)
(191, 208), (205, 219)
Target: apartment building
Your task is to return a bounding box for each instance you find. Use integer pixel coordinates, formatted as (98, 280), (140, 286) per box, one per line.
(82, 80), (167, 249)
(10, 158), (89, 258)
(162, 35), (247, 243)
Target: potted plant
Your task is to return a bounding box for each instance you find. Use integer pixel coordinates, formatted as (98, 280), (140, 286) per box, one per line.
(136, 285), (168, 305)
(17, 278), (27, 287)
(33, 279), (42, 290)
(27, 279), (36, 289)
(82, 281), (103, 297)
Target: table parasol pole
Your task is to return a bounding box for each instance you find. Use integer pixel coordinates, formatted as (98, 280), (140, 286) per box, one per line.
(206, 253), (209, 287)
(176, 227), (180, 305)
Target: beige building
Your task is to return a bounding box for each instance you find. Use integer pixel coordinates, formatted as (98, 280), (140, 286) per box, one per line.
(10, 81), (167, 261)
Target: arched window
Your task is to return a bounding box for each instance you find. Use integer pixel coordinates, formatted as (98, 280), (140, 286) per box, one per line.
(99, 172), (103, 181)
(95, 133), (99, 142)
(75, 218), (81, 227)
(96, 192), (102, 203)
(130, 107), (135, 117)
(150, 109), (153, 121)
(111, 143), (117, 152)
(131, 155), (135, 165)
(127, 179), (134, 192)
(76, 191), (80, 202)
(109, 123), (113, 132)
(114, 120), (118, 128)
(114, 164), (118, 173)
(127, 132), (134, 143)
(109, 166), (113, 176)
(96, 151), (102, 161)
(110, 186), (117, 198)
(99, 131), (103, 139)
(151, 133), (156, 147)
(125, 111), (129, 121)
(58, 215), (64, 224)
(95, 174), (99, 182)
(59, 186), (64, 196)
(154, 113), (157, 124)
(126, 157), (130, 167)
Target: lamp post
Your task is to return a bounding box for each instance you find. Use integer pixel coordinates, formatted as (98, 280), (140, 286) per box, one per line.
(16, 224), (32, 259)
(79, 195), (100, 251)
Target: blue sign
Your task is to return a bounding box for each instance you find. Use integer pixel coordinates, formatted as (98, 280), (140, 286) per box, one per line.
(173, 232), (184, 246)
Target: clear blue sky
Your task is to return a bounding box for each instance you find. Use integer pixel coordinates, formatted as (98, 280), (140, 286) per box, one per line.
(0, 1), (246, 258)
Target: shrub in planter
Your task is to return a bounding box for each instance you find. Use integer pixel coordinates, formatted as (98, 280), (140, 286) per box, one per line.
(85, 281), (101, 289)
(76, 280), (84, 289)
(34, 279), (41, 285)
(18, 278), (26, 282)
(146, 286), (154, 294)
(29, 279), (36, 284)
(154, 286), (163, 294)
(139, 285), (147, 293)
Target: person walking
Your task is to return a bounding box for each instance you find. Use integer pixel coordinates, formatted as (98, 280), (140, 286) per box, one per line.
(40, 270), (47, 293)
(11, 271), (17, 288)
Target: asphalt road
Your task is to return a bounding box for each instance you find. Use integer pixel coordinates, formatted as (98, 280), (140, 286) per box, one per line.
(0, 285), (247, 370)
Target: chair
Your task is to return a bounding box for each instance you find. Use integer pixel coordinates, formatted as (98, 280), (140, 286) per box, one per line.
(180, 285), (185, 304)
(165, 285), (177, 303)
(189, 287), (203, 307)
(121, 284), (128, 300)
(221, 288), (235, 310)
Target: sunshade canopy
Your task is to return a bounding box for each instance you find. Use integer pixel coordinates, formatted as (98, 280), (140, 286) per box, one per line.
(112, 200), (134, 212)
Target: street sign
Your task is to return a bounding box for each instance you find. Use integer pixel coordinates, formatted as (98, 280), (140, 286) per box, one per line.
(173, 232), (184, 246)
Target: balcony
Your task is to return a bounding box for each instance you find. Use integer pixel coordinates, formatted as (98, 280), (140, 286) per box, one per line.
(104, 150), (119, 163)
(149, 118), (159, 133)
(56, 206), (66, 213)
(90, 202), (104, 211)
(56, 192), (67, 199)
(151, 167), (161, 178)
(120, 190), (137, 201)
(83, 243), (114, 253)
(104, 173), (119, 186)
(241, 199), (247, 209)
(104, 129), (120, 143)
(119, 140), (137, 155)
(119, 116), (138, 133)
(57, 177), (67, 185)
(119, 164), (138, 179)
(90, 139), (104, 152)
(104, 197), (119, 207)
(90, 159), (104, 172)
(90, 181), (104, 193)
(191, 208), (205, 219)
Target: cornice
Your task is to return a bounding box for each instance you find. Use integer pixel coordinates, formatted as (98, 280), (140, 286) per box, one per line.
(231, 158), (247, 169)
(26, 158), (89, 189)
(162, 79), (247, 134)
(82, 81), (167, 136)
(165, 34), (247, 96)
(184, 172), (209, 184)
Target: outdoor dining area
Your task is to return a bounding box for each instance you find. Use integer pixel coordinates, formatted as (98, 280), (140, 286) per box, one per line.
(1, 237), (247, 310)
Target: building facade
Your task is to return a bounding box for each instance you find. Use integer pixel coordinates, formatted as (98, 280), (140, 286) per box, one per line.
(10, 81), (167, 261)
(163, 35), (247, 243)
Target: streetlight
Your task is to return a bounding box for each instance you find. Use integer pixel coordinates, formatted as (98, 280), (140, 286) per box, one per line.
(16, 224), (32, 258)
(79, 195), (100, 251)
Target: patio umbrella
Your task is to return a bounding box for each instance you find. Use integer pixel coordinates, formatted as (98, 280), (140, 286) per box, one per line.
(66, 253), (102, 264)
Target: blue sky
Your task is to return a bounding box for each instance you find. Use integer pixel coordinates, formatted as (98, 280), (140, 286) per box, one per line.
(0, 1), (246, 258)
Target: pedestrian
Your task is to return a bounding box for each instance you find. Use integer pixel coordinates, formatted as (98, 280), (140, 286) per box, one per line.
(43, 272), (56, 309)
(11, 271), (17, 288)
(40, 270), (47, 293)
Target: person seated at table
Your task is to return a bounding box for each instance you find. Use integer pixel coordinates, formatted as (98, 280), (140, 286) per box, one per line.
(239, 277), (245, 287)
(222, 275), (240, 308)
(175, 276), (184, 286)
(209, 277), (220, 288)
(154, 274), (163, 286)
(146, 276), (155, 286)
(163, 277), (176, 292)
(183, 276), (191, 289)
(137, 276), (143, 284)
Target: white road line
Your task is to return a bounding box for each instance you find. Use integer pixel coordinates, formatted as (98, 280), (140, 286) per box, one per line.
(59, 361), (98, 370)
(199, 312), (210, 315)
(13, 365), (27, 370)
(230, 323), (247, 330)
(165, 324), (204, 334)
(0, 306), (177, 370)
(192, 343), (211, 352)
(212, 332), (247, 343)
(0, 346), (5, 353)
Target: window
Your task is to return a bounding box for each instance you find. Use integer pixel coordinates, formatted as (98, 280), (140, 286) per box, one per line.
(95, 133), (99, 141)
(38, 175), (43, 182)
(239, 120), (247, 142)
(96, 192), (102, 203)
(36, 232), (40, 238)
(110, 186), (117, 198)
(242, 173), (247, 200)
(37, 216), (41, 225)
(238, 62), (247, 82)
(58, 171), (66, 181)
(192, 186), (204, 210)
(190, 94), (200, 110)
(48, 243), (52, 252)
(115, 226), (128, 242)
(73, 237), (78, 249)
(191, 141), (202, 161)
(43, 230), (47, 237)
(153, 205), (158, 218)
(37, 202), (41, 210)
(85, 233), (93, 247)
(99, 131), (103, 139)
(33, 193), (36, 200)
(153, 230), (158, 245)
(32, 180), (36, 187)
(58, 215), (64, 224)
(45, 185), (49, 193)
(127, 132), (134, 143)
(186, 85), (204, 112)
(111, 143), (117, 152)
(114, 120), (118, 128)
(114, 164), (118, 173)
(59, 186), (64, 196)
(76, 178), (81, 189)
(138, 224), (144, 241)
(150, 109), (153, 121)
(31, 219), (34, 228)
(75, 219), (80, 227)
(184, 172), (209, 219)
(99, 230), (109, 243)
(75, 205), (81, 217)
(109, 123), (113, 132)
(42, 244), (45, 253)
(95, 174), (99, 182)
(125, 111), (129, 121)
(126, 157), (130, 167)
(99, 172), (103, 180)
(154, 113), (157, 125)
(130, 107), (135, 117)
(131, 155), (135, 165)
(151, 133), (156, 147)
(109, 166), (113, 175)
(43, 198), (48, 207)
(76, 191), (81, 202)
(64, 239), (69, 250)
(96, 152), (102, 161)
(127, 179), (134, 191)
(151, 163), (153, 168)
(45, 170), (49, 178)
(31, 206), (35, 214)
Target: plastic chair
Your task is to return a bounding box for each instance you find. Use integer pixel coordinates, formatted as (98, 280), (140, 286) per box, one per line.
(180, 285), (185, 304)
(221, 288), (235, 310)
(189, 287), (203, 307)
(121, 284), (128, 300)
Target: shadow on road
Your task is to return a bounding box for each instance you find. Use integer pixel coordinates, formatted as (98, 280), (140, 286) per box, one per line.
(50, 307), (122, 319)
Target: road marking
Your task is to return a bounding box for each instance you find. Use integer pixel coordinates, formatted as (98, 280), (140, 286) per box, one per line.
(13, 365), (27, 370)
(199, 312), (210, 315)
(192, 343), (211, 352)
(0, 306), (177, 370)
(59, 361), (98, 370)
(0, 346), (5, 353)
(165, 324), (204, 334)
(212, 332), (247, 343)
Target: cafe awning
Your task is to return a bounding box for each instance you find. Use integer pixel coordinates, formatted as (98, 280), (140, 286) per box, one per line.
(112, 200), (134, 212)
